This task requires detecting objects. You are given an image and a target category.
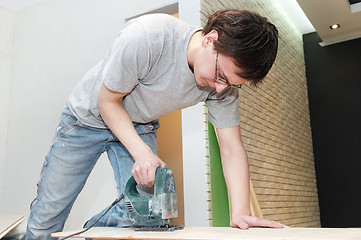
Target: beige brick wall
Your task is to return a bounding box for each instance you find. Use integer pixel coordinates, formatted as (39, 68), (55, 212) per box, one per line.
(202, 0), (320, 227)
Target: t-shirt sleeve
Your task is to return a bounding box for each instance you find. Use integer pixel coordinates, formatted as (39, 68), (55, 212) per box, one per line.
(101, 20), (150, 93)
(205, 87), (240, 128)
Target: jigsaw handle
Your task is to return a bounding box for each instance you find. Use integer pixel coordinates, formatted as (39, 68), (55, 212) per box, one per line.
(125, 167), (175, 199)
(124, 167), (166, 198)
(125, 175), (138, 196)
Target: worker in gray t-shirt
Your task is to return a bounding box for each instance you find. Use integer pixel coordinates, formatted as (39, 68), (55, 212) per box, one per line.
(26, 9), (282, 240)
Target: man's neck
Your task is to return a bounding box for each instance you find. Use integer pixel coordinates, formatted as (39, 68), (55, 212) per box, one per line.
(187, 31), (203, 71)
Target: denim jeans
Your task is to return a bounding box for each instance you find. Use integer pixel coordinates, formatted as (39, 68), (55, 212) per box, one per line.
(25, 106), (159, 240)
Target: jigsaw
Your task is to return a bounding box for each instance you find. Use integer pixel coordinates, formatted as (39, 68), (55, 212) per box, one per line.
(123, 167), (184, 231)
(57, 167), (183, 240)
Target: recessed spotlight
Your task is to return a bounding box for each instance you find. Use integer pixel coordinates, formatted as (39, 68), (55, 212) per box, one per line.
(330, 24), (341, 30)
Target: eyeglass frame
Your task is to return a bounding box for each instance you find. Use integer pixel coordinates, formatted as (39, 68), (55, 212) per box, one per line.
(214, 52), (242, 89)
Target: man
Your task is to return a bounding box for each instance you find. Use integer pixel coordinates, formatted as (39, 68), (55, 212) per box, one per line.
(26, 9), (282, 240)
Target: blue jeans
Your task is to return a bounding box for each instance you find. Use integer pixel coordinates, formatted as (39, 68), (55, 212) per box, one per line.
(25, 106), (159, 240)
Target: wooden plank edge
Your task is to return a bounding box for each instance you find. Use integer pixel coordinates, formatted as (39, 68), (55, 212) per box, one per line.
(0, 216), (26, 239)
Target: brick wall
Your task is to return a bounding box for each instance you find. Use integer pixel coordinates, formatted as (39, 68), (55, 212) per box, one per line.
(202, 0), (320, 227)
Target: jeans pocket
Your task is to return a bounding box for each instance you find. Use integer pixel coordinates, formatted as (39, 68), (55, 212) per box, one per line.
(136, 121), (160, 136)
(52, 107), (82, 144)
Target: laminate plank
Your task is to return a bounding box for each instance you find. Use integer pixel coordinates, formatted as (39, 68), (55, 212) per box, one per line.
(52, 227), (361, 240)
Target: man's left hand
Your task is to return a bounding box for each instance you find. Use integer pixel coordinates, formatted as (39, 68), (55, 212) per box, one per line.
(230, 215), (286, 229)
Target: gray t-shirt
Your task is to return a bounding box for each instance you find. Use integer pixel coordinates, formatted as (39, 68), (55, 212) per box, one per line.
(68, 14), (240, 129)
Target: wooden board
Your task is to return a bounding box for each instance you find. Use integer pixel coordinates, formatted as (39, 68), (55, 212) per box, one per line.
(0, 215), (26, 239)
(52, 227), (361, 240)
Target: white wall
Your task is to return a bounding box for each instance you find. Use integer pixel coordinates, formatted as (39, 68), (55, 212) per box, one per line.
(0, 0), (179, 231)
(0, 6), (14, 211)
(179, 0), (209, 227)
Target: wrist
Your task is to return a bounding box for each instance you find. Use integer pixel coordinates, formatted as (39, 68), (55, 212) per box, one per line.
(232, 210), (250, 217)
(232, 204), (251, 217)
(130, 143), (153, 161)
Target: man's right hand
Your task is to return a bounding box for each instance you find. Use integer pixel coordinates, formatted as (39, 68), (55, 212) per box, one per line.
(132, 152), (166, 187)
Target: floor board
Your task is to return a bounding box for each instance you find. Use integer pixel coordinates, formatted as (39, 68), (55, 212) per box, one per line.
(52, 226), (361, 240)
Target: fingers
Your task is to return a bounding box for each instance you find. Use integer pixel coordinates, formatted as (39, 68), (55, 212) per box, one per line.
(231, 215), (285, 229)
(248, 217), (284, 228)
(132, 164), (153, 187)
(146, 165), (156, 187)
(132, 158), (166, 187)
(230, 219), (249, 230)
(159, 159), (166, 168)
(132, 169), (140, 185)
(247, 217), (284, 228)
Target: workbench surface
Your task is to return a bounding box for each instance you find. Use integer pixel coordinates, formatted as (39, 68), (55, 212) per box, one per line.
(52, 226), (361, 240)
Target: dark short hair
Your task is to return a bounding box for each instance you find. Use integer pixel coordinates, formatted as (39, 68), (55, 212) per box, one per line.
(203, 9), (278, 86)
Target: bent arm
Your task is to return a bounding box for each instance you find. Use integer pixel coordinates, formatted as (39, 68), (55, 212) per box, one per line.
(97, 83), (165, 186)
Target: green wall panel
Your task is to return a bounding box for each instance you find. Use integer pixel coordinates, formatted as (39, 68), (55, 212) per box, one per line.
(208, 120), (230, 227)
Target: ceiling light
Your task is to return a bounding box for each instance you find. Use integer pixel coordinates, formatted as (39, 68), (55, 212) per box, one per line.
(330, 24), (341, 30)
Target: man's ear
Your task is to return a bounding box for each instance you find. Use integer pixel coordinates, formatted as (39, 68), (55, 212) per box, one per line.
(201, 30), (218, 47)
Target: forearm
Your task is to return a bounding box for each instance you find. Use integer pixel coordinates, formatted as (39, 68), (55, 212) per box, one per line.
(97, 84), (153, 159)
(216, 126), (250, 216)
(221, 145), (250, 216)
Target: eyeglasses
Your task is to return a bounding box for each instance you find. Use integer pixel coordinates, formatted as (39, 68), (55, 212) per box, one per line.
(214, 53), (242, 89)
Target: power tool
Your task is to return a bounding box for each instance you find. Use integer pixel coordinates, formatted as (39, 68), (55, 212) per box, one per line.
(57, 167), (183, 239)
(123, 167), (184, 231)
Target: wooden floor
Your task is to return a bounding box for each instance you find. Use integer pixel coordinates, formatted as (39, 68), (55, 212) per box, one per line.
(52, 226), (361, 240)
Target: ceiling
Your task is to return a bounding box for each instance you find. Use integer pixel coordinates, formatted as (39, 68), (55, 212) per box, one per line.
(296, 0), (361, 46)
(0, 0), (360, 46)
